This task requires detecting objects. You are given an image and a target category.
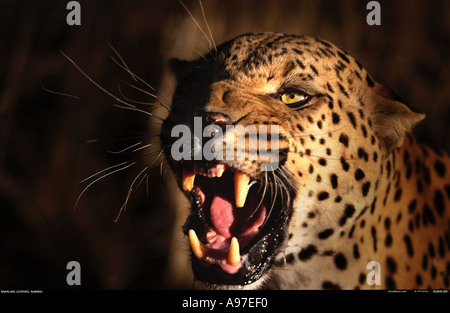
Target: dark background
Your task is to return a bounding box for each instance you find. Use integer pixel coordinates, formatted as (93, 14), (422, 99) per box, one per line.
(0, 0), (449, 289)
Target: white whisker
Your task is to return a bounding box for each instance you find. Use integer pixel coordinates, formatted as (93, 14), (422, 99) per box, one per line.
(107, 142), (143, 154)
(115, 166), (149, 222)
(179, 0), (214, 51)
(74, 161), (136, 211)
(60, 49), (136, 109)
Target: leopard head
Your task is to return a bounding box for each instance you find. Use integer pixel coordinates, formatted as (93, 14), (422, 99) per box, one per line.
(160, 32), (424, 289)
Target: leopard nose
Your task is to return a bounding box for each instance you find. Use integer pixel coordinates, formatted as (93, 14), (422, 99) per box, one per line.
(204, 112), (233, 131)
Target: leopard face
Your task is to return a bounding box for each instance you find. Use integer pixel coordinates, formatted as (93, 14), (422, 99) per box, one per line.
(160, 32), (450, 289)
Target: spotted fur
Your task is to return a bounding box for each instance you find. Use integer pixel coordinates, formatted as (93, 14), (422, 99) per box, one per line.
(163, 33), (450, 289)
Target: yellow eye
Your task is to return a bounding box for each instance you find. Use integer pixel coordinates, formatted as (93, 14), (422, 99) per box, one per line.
(281, 93), (306, 104)
(280, 92), (309, 107)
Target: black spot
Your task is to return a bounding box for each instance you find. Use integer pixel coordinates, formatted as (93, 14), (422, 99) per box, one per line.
(373, 151), (378, 162)
(416, 274), (423, 286)
(422, 253), (428, 270)
(408, 220), (414, 232)
(358, 147), (369, 162)
(422, 165), (431, 185)
(359, 273), (366, 284)
(404, 235), (414, 257)
(337, 83), (349, 98)
(309, 164), (314, 174)
(326, 82), (334, 93)
(318, 191), (329, 201)
(384, 217), (391, 230)
(281, 60), (296, 78)
(295, 59), (306, 69)
(385, 234), (393, 247)
(337, 50), (350, 63)
(322, 281), (341, 290)
(386, 276), (396, 289)
(348, 225), (356, 238)
(386, 161), (391, 178)
(296, 123), (304, 132)
(361, 125), (368, 137)
(292, 48), (304, 56)
(340, 157), (350, 171)
(423, 204), (436, 226)
(339, 204), (356, 226)
(318, 158), (327, 166)
(307, 211), (316, 218)
(347, 112), (357, 128)
(318, 228), (334, 239)
(330, 174), (338, 189)
(353, 244), (360, 259)
(438, 236), (446, 258)
(298, 244), (318, 261)
(417, 179), (424, 194)
(370, 197), (377, 214)
(434, 160), (446, 178)
(386, 256), (397, 274)
(433, 189), (445, 216)
(408, 199), (417, 213)
(371, 226), (377, 252)
(394, 188), (402, 202)
(334, 253), (347, 270)
(339, 134), (348, 147)
(445, 185), (450, 200)
(366, 74), (375, 87)
(361, 181), (371, 197)
(354, 168), (365, 181)
(335, 196), (342, 203)
(431, 265), (437, 280)
(332, 112), (340, 125)
(309, 64), (319, 75)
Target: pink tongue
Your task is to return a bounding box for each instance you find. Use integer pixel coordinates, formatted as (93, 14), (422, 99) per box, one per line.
(209, 183), (266, 239)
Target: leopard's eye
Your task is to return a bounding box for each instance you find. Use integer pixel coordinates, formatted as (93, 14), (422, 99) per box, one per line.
(280, 91), (311, 109)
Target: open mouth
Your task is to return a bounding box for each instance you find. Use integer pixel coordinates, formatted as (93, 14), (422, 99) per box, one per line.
(180, 161), (291, 286)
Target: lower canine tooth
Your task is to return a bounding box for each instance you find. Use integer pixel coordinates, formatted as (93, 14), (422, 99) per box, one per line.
(228, 237), (240, 266)
(182, 166), (196, 192)
(189, 229), (206, 260)
(234, 171), (250, 208)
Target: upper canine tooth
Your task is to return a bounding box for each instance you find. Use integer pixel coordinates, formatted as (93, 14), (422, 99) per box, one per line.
(182, 166), (196, 192)
(189, 229), (207, 260)
(228, 237), (240, 266)
(234, 171), (250, 208)
(216, 167), (225, 178)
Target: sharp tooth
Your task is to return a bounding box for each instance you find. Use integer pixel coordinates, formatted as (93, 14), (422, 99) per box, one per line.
(216, 167), (225, 177)
(228, 237), (240, 266)
(234, 171), (250, 208)
(189, 229), (206, 260)
(182, 166), (196, 192)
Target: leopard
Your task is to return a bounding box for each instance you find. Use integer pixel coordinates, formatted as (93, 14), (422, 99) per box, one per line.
(160, 32), (450, 289)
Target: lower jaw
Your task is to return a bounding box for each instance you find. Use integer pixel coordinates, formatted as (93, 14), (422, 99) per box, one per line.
(185, 201), (291, 286)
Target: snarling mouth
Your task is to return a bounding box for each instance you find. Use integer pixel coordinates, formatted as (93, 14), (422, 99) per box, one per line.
(180, 161), (291, 286)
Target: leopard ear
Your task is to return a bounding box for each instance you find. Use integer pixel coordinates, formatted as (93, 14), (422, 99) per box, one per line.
(370, 82), (425, 155)
(168, 58), (195, 82)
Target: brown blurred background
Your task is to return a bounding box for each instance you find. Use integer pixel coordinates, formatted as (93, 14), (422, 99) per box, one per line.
(0, 0), (449, 289)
